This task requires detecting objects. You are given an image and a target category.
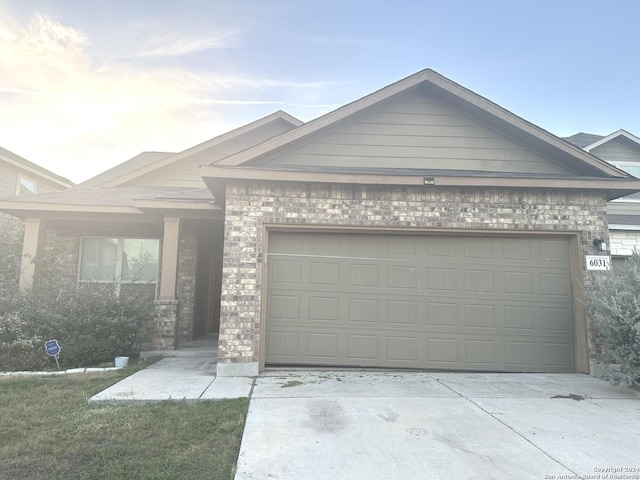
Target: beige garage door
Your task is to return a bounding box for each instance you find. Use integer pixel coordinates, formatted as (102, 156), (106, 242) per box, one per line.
(265, 232), (576, 372)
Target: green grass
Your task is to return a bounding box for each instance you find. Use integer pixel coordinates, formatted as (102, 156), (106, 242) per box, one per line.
(0, 361), (249, 480)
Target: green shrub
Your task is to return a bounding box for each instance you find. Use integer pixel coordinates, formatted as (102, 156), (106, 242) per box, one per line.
(588, 252), (640, 387)
(0, 225), (153, 371)
(0, 232), (152, 371)
(0, 214), (23, 297)
(1, 281), (151, 371)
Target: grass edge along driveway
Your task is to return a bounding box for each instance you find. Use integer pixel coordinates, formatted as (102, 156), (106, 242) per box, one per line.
(0, 361), (248, 480)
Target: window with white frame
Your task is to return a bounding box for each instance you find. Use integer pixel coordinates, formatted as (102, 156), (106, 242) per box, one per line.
(16, 175), (36, 196)
(611, 163), (640, 200)
(79, 237), (160, 303)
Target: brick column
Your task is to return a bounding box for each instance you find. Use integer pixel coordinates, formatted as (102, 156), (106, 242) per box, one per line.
(153, 217), (181, 349)
(153, 300), (179, 350)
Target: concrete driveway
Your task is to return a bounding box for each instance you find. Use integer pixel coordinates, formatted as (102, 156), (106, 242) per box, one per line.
(235, 372), (640, 480)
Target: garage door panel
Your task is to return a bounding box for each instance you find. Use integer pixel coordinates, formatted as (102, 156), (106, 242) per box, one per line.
(266, 232), (576, 372)
(387, 236), (417, 255)
(349, 264), (380, 287)
(539, 239), (570, 262)
(426, 338), (457, 364)
(540, 273), (571, 296)
(347, 334), (379, 360)
(504, 271), (534, 294)
(387, 265), (417, 289)
(465, 339), (497, 365)
(267, 331), (299, 357)
(269, 295), (300, 319)
(426, 302), (458, 326)
(464, 237), (494, 258)
(387, 300), (418, 325)
(348, 298), (379, 323)
(270, 258), (302, 284)
(310, 262), (340, 285)
(541, 307), (572, 332)
(426, 236), (456, 256)
(503, 238), (533, 260)
(504, 306), (535, 330)
(307, 333), (338, 358)
(308, 296), (339, 321)
(505, 341), (535, 367)
(427, 267), (457, 291)
(349, 235), (380, 253)
(465, 304), (495, 328)
(464, 269), (495, 293)
(387, 336), (418, 361)
(543, 342), (574, 368)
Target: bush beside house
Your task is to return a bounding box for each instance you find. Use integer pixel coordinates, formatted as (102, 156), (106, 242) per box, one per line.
(588, 252), (640, 387)
(0, 218), (150, 371)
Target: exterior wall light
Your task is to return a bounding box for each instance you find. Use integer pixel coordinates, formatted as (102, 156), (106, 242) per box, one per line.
(593, 239), (607, 252)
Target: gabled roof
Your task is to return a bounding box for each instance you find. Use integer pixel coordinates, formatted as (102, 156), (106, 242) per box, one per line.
(209, 69), (625, 177)
(203, 68), (640, 203)
(96, 110), (302, 188)
(0, 186), (218, 220)
(582, 129), (640, 152)
(0, 146), (74, 188)
(563, 132), (604, 149)
(0, 110), (302, 219)
(80, 152), (175, 187)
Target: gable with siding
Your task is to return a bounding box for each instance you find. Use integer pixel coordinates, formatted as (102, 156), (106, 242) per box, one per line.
(590, 138), (640, 164)
(251, 92), (572, 175)
(0, 148), (74, 197)
(128, 119), (298, 188)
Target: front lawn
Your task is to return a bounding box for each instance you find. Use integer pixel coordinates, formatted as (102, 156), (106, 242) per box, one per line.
(0, 366), (248, 480)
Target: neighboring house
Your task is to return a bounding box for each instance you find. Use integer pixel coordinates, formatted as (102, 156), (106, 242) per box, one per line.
(0, 111), (302, 340)
(2, 69), (640, 377)
(565, 129), (640, 268)
(0, 146), (74, 198)
(0, 146), (74, 276)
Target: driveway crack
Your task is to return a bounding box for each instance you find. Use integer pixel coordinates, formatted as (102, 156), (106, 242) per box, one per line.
(433, 377), (581, 478)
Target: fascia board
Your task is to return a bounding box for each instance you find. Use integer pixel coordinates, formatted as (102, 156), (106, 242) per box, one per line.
(585, 129), (640, 152)
(101, 111), (303, 188)
(202, 165), (640, 200)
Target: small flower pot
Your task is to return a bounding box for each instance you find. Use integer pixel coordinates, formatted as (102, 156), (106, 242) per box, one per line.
(114, 356), (129, 368)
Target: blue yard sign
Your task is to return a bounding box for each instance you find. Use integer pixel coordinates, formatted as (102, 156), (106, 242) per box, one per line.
(44, 339), (61, 369)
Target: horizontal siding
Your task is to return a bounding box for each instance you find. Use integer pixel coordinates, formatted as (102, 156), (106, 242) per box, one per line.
(263, 154), (566, 174)
(1, 162), (70, 197)
(592, 139), (640, 163)
(130, 120), (295, 187)
(0, 166), (18, 197)
(607, 202), (640, 215)
(258, 93), (570, 175)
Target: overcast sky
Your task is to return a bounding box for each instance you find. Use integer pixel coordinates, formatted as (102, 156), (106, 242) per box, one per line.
(1, 0), (639, 184)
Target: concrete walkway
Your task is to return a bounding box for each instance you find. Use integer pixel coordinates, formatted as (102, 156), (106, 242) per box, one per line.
(89, 336), (253, 404)
(235, 371), (640, 480)
(88, 356), (253, 403)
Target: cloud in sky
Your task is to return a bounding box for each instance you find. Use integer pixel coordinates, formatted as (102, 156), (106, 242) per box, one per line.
(131, 30), (241, 58)
(0, 11), (339, 183)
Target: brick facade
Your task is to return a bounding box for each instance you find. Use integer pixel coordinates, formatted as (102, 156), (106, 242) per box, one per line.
(218, 181), (611, 374)
(37, 219), (200, 349)
(176, 224), (198, 343)
(153, 300), (179, 349)
(40, 220), (163, 286)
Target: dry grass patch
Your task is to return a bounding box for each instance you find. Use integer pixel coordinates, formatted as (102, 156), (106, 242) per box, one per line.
(0, 363), (248, 480)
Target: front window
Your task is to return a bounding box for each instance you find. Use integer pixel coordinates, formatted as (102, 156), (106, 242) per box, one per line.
(16, 176), (36, 196)
(79, 237), (159, 303)
(612, 163), (640, 201)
